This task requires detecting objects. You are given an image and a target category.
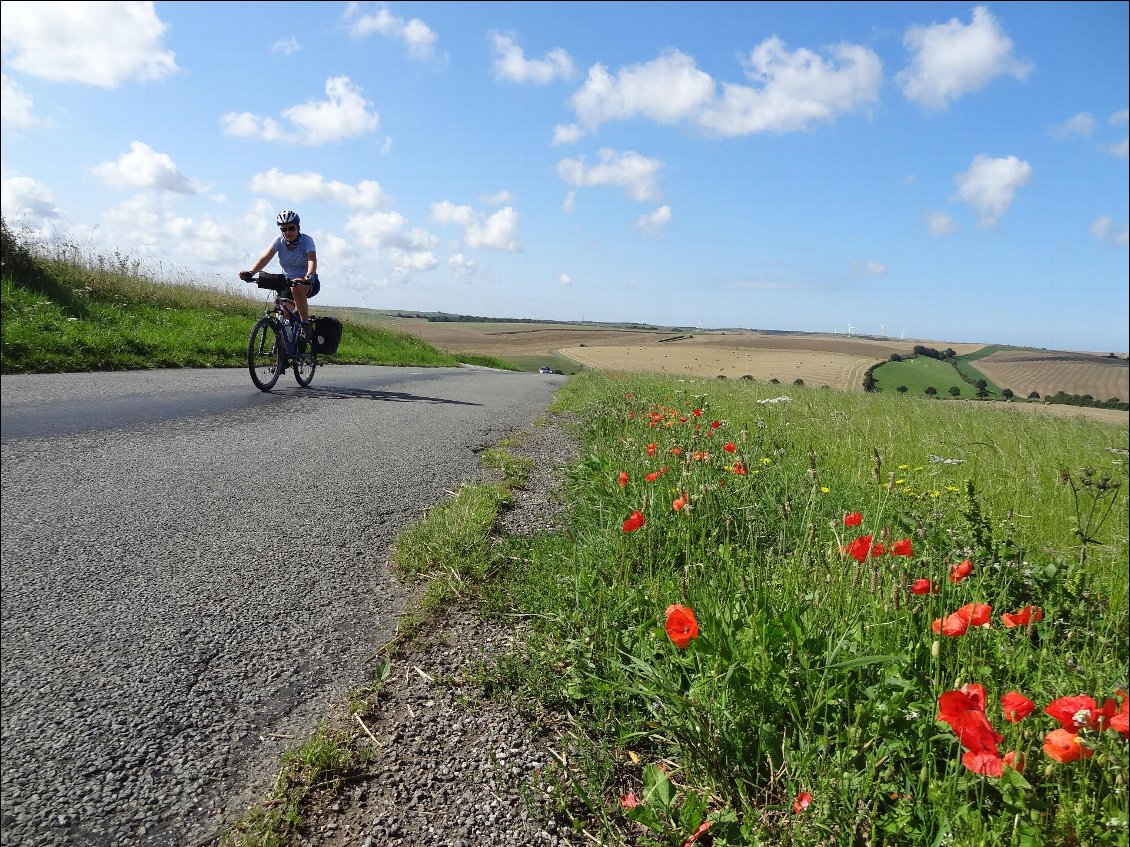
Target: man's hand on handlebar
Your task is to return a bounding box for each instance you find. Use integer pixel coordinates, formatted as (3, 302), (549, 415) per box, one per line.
(239, 271), (254, 282)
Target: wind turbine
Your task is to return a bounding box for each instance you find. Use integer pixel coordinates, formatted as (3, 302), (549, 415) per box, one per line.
(832, 324), (839, 335)
(900, 326), (906, 340)
(846, 323), (854, 336)
(879, 323), (886, 336)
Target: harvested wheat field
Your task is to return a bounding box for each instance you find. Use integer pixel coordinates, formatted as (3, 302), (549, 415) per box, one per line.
(973, 349), (1129, 402)
(384, 318), (673, 357)
(559, 332), (928, 391)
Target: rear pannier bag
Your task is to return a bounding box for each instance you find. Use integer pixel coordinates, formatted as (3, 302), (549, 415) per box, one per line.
(313, 316), (343, 355)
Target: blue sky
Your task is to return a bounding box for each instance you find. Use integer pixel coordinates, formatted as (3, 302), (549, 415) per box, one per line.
(2, 2), (1127, 352)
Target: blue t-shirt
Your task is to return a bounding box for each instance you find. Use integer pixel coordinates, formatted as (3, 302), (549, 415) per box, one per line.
(273, 233), (316, 280)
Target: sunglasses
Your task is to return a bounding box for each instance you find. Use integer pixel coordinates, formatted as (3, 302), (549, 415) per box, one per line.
(280, 225), (297, 233)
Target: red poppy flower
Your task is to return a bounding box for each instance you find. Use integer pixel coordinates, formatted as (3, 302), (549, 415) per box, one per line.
(1001, 606), (1043, 628)
(1111, 690), (1129, 739)
(672, 496), (687, 511)
(938, 684), (1001, 755)
(1000, 691), (1035, 723)
(870, 542), (886, 557)
(843, 511), (863, 527)
(619, 792), (638, 809)
(681, 820), (711, 846)
(948, 559), (973, 584)
(670, 447), (683, 456)
(622, 510), (646, 533)
(617, 471), (629, 488)
(730, 461), (746, 475)
(792, 791), (813, 813)
(932, 602), (992, 636)
(1043, 728), (1092, 763)
(961, 750), (1004, 777)
(664, 604), (699, 648)
(1045, 695), (1103, 731)
(723, 441), (736, 452)
(1003, 751), (1026, 773)
(646, 443), (658, 456)
(890, 538), (913, 557)
(692, 408), (702, 417)
(845, 534), (874, 562)
(645, 466), (669, 482)
(911, 578), (939, 595)
(710, 420), (721, 429)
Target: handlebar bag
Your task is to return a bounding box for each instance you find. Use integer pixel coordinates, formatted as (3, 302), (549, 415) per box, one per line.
(312, 316), (343, 355)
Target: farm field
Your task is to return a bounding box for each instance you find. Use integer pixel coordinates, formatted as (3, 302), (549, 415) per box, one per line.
(972, 348), (1129, 402)
(341, 311), (1129, 423)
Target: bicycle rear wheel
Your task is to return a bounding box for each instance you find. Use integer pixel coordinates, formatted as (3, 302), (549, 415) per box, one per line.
(248, 317), (283, 391)
(292, 338), (317, 387)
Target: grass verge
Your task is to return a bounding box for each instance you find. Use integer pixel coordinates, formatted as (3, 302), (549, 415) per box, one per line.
(0, 219), (513, 373)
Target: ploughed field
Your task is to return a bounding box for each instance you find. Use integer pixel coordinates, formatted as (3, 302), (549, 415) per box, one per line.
(972, 349), (1129, 402)
(369, 314), (1128, 421)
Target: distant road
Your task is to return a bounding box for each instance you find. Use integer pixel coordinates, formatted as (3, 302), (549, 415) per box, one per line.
(0, 364), (565, 847)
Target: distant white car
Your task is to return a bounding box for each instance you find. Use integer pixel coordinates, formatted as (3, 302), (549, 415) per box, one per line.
(538, 366), (553, 374)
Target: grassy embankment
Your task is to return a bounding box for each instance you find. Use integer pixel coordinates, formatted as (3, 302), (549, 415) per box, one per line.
(0, 220), (512, 374)
(235, 369), (1128, 847)
(470, 373), (1129, 846)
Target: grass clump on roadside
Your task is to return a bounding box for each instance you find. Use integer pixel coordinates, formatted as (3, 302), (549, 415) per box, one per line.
(0, 219), (511, 373)
(479, 371), (1129, 847)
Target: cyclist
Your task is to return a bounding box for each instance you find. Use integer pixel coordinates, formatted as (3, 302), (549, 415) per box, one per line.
(240, 210), (319, 337)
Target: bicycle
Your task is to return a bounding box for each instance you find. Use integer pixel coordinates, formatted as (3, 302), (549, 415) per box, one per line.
(241, 271), (318, 392)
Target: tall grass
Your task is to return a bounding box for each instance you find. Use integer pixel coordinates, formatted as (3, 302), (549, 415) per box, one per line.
(0, 219), (508, 373)
(483, 372), (1129, 846)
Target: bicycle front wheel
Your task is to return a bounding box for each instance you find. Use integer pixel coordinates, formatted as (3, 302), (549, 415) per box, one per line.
(292, 340), (317, 387)
(248, 317), (283, 392)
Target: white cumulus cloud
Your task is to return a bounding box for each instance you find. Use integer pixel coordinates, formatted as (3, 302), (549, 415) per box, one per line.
(489, 32), (574, 83)
(272, 36), (301, 56)
(430, 201), (522, 252)
(1051, 112), (1097, 139)
(248, 168), (390, 209)
(1091, 215), (1129, 247)
(0, 1), (178, 87)
(1, 173), (64, 221)
(928, 211), (958, 235)
(343, 2), (438, 60)
(556, 149), (664, 202)
(91, 141), (203, 194)
(222, 77), (380, 145)
(897, 5), (1032, 110)
(954, 154), (1032, 226)
(634, 205), (671, 236)
(449, 253), (477, 281)
(567, 41), (880, 139)
(557, 274), (573, 286)
(1, 72), (44, 128)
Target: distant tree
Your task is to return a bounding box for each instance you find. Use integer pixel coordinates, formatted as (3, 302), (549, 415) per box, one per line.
(769, 377), (781, 384)
(976, 386), (990, 399)
(1028, 390), (1041, 399)
(741, 374), (754, 381)
(975, 378), (988, 390)
(1002, 388), (1014, 400)
(889, 353), (903, 362)
(1107, 397), (1122, 404)
(863, 373), (877, 392)
(717, 374), (728, 379)
(925, 386), (938, 396)
(943, 348), (957, 360)
(949, 386), (961, 397)
(793, 378), (805, 386)
(897, 385), (909, 393)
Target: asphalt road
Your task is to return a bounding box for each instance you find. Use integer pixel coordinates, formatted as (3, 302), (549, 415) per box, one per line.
(0, 364), (566, 847)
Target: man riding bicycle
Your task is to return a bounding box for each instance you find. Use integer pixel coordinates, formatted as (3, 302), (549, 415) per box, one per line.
(240, 210), (319, 338)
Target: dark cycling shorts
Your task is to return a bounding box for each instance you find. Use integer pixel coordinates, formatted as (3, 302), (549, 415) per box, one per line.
(289, 276), (320, 298)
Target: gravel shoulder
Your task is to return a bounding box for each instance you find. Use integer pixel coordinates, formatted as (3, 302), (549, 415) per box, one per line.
(255, 415), (592, 847)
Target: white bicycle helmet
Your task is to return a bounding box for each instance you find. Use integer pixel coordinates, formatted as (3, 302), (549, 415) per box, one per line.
(276, 209), (300, 227)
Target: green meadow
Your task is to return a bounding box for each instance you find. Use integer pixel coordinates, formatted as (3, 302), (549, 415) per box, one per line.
(872, 356), (999, 398)
(479, 372), (1129, 847)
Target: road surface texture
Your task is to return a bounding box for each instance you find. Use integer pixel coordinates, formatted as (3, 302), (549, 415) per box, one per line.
(0, 364), (573, 847)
